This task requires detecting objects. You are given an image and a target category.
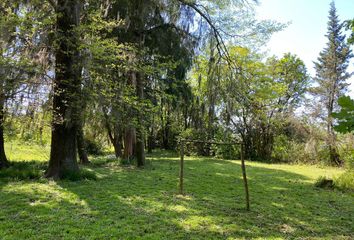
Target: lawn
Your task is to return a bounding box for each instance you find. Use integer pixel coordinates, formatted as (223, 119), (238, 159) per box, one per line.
(0, 146), (353, 240)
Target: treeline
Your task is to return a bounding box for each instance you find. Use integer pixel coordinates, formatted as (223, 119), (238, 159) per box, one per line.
(0, 0), (353, 178)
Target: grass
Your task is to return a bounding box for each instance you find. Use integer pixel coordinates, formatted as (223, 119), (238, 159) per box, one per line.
(5, 141), (50, 162)
(0, 145), (353, 239)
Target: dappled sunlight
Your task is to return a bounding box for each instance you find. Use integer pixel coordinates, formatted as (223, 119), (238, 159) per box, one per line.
(0, 152), (353, 239)
(2, 181), (90, 210)
(168, 204), (189, 213)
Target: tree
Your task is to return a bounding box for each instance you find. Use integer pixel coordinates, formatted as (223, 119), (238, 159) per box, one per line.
(332, 96), (354, 134)
(0, 1), (42, 169)
(346, 19), (354, 44)
(218, 47), (308, 160)
(46, 0), (82, 178)
(312, 1), (353, 166)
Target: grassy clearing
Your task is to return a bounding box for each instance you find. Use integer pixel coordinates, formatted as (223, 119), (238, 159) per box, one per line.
(5, 141), (50, 162)
(0, 148), (353, 240)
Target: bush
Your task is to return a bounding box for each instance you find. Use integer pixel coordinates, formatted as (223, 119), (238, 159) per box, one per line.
(314, 172), (354, 192)
(85, 137), (104, 155)
(271, 134), (334, 165)
(212, 130), (239, 160)
(315, 176), (334, 189)
(180, 128), (209, 156)
(337, 135), (354, 169)
(334, 171), (354, 191)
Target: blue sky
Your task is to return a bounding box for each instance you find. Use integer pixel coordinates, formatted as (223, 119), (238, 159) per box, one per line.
(255, 0), (354, 97)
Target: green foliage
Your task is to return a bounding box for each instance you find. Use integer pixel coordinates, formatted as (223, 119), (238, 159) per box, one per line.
(338, 148), (354, 171)
(212, 130), (239, 159)
(180, 128), (209, 156)
(314, 176), (334, 189)
(346, 19), (354, 44)
(217, 47), (309, 161)
(333, 96), (354, 134)
(311, 2), (353, 164)
(84, 137), (104, 156)
(315, 171), (354, 192)
(334, 170), (354, 191)
(0, 162), (43, 180)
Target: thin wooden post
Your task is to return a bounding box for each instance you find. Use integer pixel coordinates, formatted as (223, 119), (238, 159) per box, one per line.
(179, 140), (185, 195)
(240, 143), (250, 211)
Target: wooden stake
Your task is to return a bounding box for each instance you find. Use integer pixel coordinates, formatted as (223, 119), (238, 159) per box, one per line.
(240, 143), (250, 211)
(179, 140), (184, 195)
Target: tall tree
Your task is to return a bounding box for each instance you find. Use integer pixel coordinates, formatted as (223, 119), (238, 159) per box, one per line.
(313, 1), (353, 166)
(0, 1), (42, 169)
(347, 19), (354, 44)
(46, 0), (82, 178)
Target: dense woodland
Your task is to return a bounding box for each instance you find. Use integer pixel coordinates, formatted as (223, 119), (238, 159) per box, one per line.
(0, 0), (353, 176)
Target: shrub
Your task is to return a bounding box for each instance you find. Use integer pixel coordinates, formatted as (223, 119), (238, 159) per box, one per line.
(212, 130), (239, 160)
(334, 171), (354, 191)
(314, 176), (334, 189)
(180, 128), (209, 156)
(85, 137), (104, 155)
(338, 136), (354, 169)
(314, 173), (354, 192)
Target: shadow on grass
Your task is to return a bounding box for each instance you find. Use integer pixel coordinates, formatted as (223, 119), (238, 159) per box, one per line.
(0, 151), (353, 239)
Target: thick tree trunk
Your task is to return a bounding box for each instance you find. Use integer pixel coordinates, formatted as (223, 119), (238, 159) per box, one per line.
(0, 98), (9, 169)
(113, 134), (122, 158)
(77, 124), (89, 164)
(46, 0), (81, 178)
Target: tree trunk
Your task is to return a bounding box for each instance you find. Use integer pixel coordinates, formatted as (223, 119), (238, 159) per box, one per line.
(162, 107), (171, 150)
(327, 100), (341, 166)
(77, 123), (89, 164)
(0, 98), (9, 169)
(135, 72), (145, 167)
(327, 118), (341, 166)
(147, 127), (154, 154)
(46, 0), (81, 178)
(113, 127), (123, 158)
(123, 127), (136, 160)
(113, 136), (122, 158)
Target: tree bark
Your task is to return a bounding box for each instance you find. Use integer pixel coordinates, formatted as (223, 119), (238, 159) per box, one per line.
(46, 0), (81, 178)
(123, 127), (135, 160)
(0, 98), (9, 169)
(112, 126), (123, 158)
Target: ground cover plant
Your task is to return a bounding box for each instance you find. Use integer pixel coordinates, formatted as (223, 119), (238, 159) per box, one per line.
(0, 148), (353, 240)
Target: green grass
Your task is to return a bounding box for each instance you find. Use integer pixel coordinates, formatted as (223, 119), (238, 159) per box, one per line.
(0, 148), (353, 239)
(5, 141), (50, 162)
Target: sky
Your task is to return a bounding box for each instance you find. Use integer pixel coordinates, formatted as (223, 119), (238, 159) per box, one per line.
(255, 0), (354, 97)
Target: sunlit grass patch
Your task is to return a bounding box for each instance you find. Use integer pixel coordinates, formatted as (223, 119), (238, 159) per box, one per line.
(0, 150), (353, 239)
(5, 141), (50, 162)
